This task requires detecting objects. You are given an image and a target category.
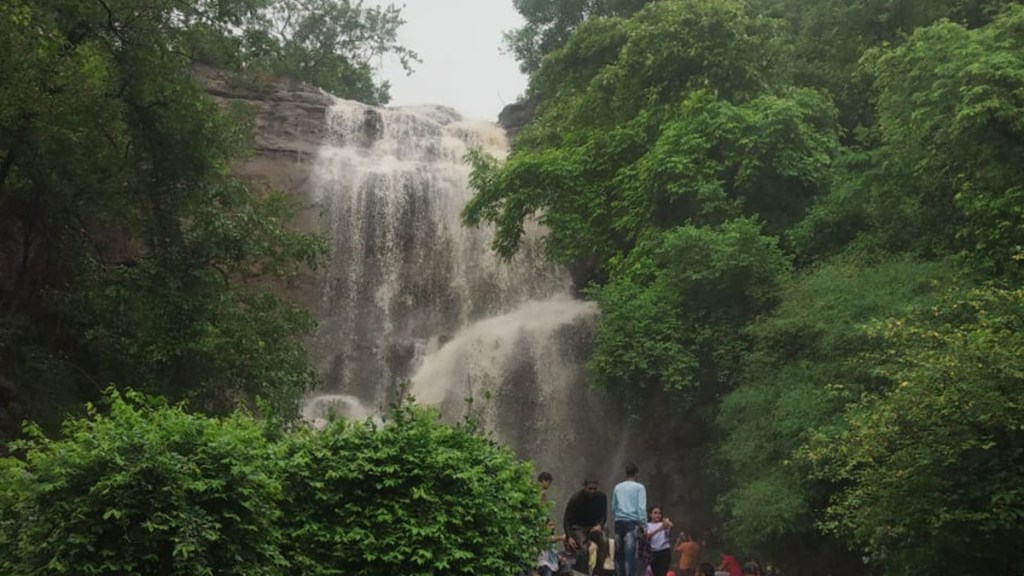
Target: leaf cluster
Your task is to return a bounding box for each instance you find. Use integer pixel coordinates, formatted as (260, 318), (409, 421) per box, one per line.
(225, 0), (419, 104)
(0, 391), (549, 576)
(803, 287), (1024, 574)
(465, 0), (838, 412)
(280, 407), (548, 576)
(504, 0), (651, 74)
(714, 257), (962, 559)
(1, 390), (285, 576)
(491, 0), (1024, 572)
(0, 0), (334, 432)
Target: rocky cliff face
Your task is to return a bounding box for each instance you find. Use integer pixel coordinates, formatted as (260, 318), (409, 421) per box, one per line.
(199, 66), (332, 203)
(203, 66), (533, 199)
(198, 66), (335, 310)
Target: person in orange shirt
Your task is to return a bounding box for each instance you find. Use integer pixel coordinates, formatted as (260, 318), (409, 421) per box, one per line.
(674, 532), (701, 576)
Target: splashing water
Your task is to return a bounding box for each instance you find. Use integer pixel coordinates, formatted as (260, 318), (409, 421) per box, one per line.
(410, 295), (598, 406)
(300, 393), (376, 428)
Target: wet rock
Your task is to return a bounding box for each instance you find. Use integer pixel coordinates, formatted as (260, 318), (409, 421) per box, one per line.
(497, 95), (539, 139)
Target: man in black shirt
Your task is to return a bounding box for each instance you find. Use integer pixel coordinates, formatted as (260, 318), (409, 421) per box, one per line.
(563, 476), (609, 576)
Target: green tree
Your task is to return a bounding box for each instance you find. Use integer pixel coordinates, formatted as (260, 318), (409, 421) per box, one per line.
(750, 0), (1018, 131)
(146, 0), (418, 103)
(472, 0), (1024, 573)
(866, 6), (1024, 278)
(804, 286), (1024, 575)
(279, 403), (548, 576)
(466, 0), (834, 274)
(715, 257), (961, 564)
(236, 0), (418, 103)
(589, 219), (790, 410)
(1, 392), (549, 576)
(793, 5), (1024, 273)
(0, 390), (285, 576)
(0, 0), (326, 435)
(465, 2), (836, 413)
(504, 0), (650, 73)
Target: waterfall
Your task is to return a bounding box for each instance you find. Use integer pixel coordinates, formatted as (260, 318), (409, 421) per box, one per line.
(304, 99), (633, 514)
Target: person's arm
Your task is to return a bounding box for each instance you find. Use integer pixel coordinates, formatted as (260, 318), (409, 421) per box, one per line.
(596, 492), (607, 530)
(638, 486), (647, 523)
(611, 489), (618, 524)
(644, 519), (671, 538)
(563, 493), (577, 537)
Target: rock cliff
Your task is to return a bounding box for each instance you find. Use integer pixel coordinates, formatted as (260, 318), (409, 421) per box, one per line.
(497, 95), (539, 139)
(198, 66), (335, 309)
(198, 66), (332, 203)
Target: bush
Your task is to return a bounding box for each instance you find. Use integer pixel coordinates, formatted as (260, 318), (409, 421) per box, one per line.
(279, 404), (548, 576)
(1, 390), (286, 576)
(0, 393), (548, 576)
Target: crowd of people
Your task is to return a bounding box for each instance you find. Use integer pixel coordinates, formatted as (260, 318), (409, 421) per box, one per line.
(531, 463), (769, 576)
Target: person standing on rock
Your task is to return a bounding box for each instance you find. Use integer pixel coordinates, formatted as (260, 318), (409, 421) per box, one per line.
(612, 461), (647, 576)
(563, 476), (610, 575)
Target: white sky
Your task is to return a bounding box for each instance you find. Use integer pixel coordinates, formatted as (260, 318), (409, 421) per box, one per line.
(366, 1), (528, 121)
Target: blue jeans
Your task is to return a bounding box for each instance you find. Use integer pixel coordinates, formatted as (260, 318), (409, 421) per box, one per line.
(614, 520), (640, 576)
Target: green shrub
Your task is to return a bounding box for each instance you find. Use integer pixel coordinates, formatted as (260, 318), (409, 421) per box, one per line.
(279, 404), (548, 576)
(1, 390), (285, 576)
(1, 393), (547, 576)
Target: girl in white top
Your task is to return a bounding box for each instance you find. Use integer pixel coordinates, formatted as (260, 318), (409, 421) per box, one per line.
(644, 506), (673, 576)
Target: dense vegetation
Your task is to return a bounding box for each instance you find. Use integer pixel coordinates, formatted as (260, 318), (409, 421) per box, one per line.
(473, 0), (1024, 574)
(0, 0), (419, 435)
(0, 391), (547, 575)
(4, 0), (1022, 574)
(0, 2), (557, 574)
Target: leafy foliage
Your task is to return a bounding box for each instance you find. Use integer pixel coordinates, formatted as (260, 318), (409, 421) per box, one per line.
(865, 7), (1024, 278)
(589, 219), (790, 409)
(492, 2), (1024, 572)
(465, 0), (836, 406)
(0, 0), (341, 433)
(279, 404), (548, 576)
(230, 0), (418, 104)
(714, 257), (961, 558)
(0, 390), (285, 576)
(750, 0), (1016, 130)
(468, 0), (837, 267)
(803, 287), (1024, 574)
(504, 0), (650, 73)
(0, 393), (547, 576)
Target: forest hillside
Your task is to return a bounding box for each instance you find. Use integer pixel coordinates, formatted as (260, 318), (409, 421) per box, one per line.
(473, 0), (1024, 573)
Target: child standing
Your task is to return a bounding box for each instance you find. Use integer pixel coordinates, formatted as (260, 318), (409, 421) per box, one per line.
(643, 506), (673, 576)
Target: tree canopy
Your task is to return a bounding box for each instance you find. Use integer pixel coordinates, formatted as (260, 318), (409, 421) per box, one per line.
(0, 0), (417, 435)
(482, 0), (1024, 573)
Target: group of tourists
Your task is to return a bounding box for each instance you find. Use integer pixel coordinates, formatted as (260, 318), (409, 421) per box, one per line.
(533, 463), (768, 576)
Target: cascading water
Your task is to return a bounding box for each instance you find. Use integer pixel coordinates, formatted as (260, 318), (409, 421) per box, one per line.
(303, 98), (633, 514)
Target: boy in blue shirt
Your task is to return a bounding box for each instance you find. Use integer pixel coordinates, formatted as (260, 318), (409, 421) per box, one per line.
(612, 462), (646, 576)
